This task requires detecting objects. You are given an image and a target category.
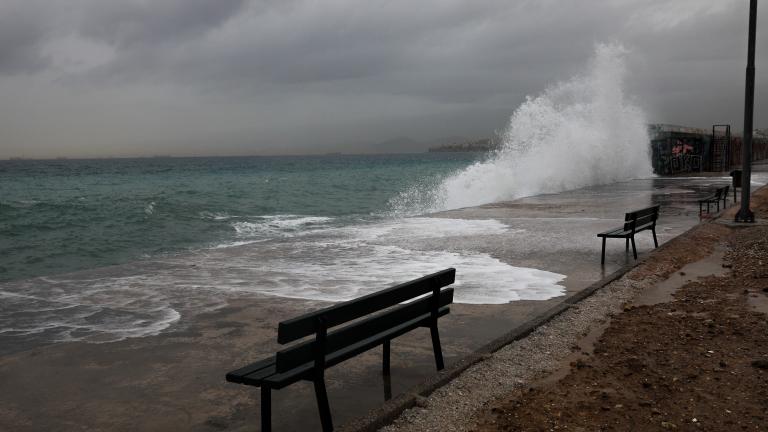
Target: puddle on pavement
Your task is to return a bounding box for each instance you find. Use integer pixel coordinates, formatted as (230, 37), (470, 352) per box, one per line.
(747, 291), (768, 314)
(634, 245), (729, 306)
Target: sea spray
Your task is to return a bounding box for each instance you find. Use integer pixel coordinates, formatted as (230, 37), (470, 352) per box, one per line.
(390, 42), (653, 214)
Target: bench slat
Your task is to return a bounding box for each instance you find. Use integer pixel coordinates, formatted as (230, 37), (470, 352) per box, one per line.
(277, 268), (455, 344)
(626, 205), (660, 219)
(633, 213), (657, 227)
(255, 306), (451, 389)
(597, 227), (627, 237)
(275, 288), (454, 373)
(225, 356), (276, 384)
(599, 205), (659, 238)
(623, 206), (659, 232)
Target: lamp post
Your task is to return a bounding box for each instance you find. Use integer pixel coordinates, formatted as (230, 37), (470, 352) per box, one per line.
(736, 0), (758, 223)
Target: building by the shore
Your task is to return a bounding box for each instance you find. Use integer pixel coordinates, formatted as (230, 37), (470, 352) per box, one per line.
(649, 123), (768, 174)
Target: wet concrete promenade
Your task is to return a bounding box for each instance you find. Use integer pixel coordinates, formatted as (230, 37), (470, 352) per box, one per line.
(1, 172), (766, 431)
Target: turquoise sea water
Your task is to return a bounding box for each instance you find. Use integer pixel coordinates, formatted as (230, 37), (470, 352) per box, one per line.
(0, 154), (481, 283)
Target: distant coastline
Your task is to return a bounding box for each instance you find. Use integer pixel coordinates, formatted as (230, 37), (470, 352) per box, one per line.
(428, 138), (498, 153)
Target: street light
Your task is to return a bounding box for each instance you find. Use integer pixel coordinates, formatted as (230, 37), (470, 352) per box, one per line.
(736, 0), (758, 223)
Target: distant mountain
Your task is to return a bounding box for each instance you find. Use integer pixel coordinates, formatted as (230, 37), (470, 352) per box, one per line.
(422, 135), (470, 149)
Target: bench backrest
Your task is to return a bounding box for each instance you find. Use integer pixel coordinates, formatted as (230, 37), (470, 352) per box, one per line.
(623, 205), (660, 232)
(274, 268), (455, 373)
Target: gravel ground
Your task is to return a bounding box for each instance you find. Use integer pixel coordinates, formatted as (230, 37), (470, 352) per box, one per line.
(472, 196), (768, 431)
(379, 203), (736, 432)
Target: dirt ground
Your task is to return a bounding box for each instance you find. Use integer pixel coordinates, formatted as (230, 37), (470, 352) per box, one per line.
(473, 191), (768, 431)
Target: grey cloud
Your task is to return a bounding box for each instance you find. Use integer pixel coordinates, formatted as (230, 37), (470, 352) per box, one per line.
(0, 3), (52, 74)
(79, 0), (248, 48)
(0, 0), (766, 158)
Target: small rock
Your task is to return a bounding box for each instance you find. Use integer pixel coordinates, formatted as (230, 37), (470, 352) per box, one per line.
(751, 359), (768, 369)
(661, 421), (678, 429)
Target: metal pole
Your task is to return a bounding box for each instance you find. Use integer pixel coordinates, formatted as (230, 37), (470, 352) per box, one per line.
(736, 0), (758, 222)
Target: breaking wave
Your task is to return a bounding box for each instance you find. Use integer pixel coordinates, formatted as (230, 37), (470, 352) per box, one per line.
(390, 42), (653, 214)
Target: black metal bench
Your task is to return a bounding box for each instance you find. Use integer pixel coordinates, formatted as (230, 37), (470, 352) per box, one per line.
(698, 185), (729, 214)
(597, 205), (660, 265)
(225, 268), (455, 432)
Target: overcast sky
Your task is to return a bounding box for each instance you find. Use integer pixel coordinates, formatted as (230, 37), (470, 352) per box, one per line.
(0, 0), (766, 158)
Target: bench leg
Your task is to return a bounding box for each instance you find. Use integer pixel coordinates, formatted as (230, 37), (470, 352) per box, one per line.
(383, 373), (393, 401)
(630, 236), (637, 259)
(313, 376), (333, 432)
(429, 323), (445, 371)
(600, 237), (606, 265)
(625, 238), (629, 251)
(261, 387), (271, 432)
(652, 229), (658, 248)
(382, 340), (391, 376)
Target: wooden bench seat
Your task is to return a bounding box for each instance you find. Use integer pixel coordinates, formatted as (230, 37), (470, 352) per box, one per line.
(597, 205), (660, 264)
(226, 268), (455, 431)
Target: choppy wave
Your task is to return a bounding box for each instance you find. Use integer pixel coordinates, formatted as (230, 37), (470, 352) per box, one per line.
(228, 215), (336, 241)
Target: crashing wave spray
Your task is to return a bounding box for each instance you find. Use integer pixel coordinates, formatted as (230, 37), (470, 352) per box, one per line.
(391, 43), (653, 214)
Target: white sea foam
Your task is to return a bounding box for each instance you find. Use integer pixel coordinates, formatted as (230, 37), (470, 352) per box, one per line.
(212, 217), (563, 304)
(199, 211), (232, 220)
(0, 217), (564, 345)
(391, 43), (653, 214)
(144, 201), (156, 215)
(230, 215), (335, 238)
(0, 284), (181, 344)
(223, 244), (564, 304)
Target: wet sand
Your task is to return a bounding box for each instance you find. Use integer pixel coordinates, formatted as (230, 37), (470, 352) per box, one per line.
(1, 173), (765, 431)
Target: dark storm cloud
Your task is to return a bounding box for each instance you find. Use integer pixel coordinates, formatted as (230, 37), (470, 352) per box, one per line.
(0, 0), (765, 158)
(79, 0), (248, 48)
(0, 2), (53, 74)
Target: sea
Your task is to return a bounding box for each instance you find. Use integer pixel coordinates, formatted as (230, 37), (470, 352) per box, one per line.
(0, 154), (480, 284)
(0, 43), (654, 350)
